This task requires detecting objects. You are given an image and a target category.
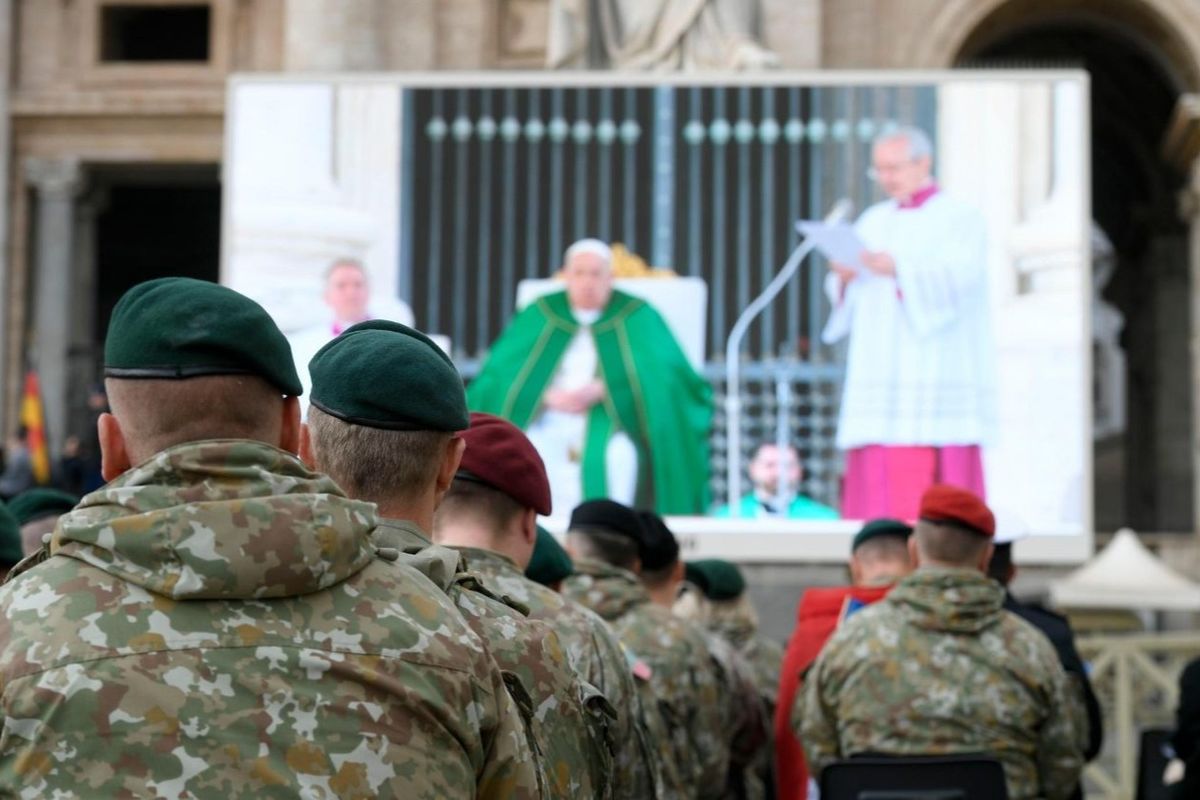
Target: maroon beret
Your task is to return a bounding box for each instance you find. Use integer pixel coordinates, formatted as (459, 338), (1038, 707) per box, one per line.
(918, 484), (995, 537)
(457, 412), (552, 516)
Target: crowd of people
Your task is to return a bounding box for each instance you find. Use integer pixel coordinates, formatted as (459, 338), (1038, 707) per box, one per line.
(0, 273), (1149, 799)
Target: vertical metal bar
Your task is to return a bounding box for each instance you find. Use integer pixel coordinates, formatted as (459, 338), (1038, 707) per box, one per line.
(759, 88), (776, 358)
(735, 87), (752, 354)
(687, 87), (702, 278)
(807, 88), (824, 363)
(622, 88), (637, 252)
(500, 88), (518, 324)
(550, 87), (566, 269)
(775, 374), (792, 511)
(711, 88), (728, 358)
(651, 85), (675, 269)
(475, 90), (494, 356)
(574, 89), (589, 240)
(451, 89), (471, 355)
(398, 88), (416, 319)
(427, 90), (445, 336)
(787, 88), (802, 355)
(597, 88), (613, 241)
(526, 90), (543, 279)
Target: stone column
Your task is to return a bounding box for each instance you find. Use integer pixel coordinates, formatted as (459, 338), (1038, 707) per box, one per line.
(1186, 167), (1200, 535)
(24, 157), (82, 461)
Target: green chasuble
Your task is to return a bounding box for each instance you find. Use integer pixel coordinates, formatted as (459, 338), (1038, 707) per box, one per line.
(468, 290), (712, 514)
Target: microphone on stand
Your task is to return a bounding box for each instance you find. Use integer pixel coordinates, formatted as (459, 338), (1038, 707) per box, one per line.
(724, 198), (855, 514)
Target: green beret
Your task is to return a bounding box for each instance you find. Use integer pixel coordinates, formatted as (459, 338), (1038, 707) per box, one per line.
(526, 526), (574, 587)
(7, 488), (78, 525)
(308, 320), (468, 431)
(851, 518), (913, 553)
(0, 502), (21, 567)
(104, 277), (302, 396)
(685, 559), (746, 601)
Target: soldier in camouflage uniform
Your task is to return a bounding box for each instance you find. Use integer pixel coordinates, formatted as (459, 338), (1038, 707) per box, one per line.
(0, 278), (538, 798)
(564, 500), (738, 800)
(796, 485), (1083, 800)
(432, 411), (665, 798)
(302, 320), (611, 799)
(676, 559), (784, 800)
(638, 516), (768, 800)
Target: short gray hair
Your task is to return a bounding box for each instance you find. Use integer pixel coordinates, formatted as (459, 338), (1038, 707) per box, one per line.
(874, 125), (934, 162)
(306, 406), (450, 503)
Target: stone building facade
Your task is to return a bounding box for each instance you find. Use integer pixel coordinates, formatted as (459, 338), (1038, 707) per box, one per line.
(3, 0), (1200, 540)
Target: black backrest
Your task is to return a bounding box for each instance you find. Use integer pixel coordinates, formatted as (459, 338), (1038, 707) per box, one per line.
(820, 755), (1010, 800)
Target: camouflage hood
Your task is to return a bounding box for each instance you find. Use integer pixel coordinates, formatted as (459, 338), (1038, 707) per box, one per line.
(564, 557), (651, 622)
(886, 567), (1005, 635)
(53, 439), (377, 600)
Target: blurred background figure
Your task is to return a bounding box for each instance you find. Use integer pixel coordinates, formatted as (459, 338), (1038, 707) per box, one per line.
(824, 126), (993, 521)
(8, 487), (77, 556)
(714, 443), (838, 520)
(774, 518), (913, 800)
(987, 513), (1103, 799)
(0, 427), (34, 500)
(677, 558), (783, 799)
(288, 258), (415, 406)
(0, 502), (19, 581)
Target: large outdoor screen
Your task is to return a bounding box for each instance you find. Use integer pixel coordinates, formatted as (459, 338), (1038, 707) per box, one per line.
(223, 72), (1091, 563)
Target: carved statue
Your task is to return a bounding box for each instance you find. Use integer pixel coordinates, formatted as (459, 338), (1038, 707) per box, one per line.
(547, 0), (779, 71)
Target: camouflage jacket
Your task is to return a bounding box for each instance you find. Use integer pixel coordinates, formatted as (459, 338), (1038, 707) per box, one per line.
(565, 557), (731, 800)
(797, 567), (1084, 800)
(676, 588), (776, 800)
(453, 545), (664, 799)
(373, 520), (612, 800)
(0, 440), (537, 799)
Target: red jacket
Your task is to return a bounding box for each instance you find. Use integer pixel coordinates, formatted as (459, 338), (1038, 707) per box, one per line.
(774, 584), (894, 800)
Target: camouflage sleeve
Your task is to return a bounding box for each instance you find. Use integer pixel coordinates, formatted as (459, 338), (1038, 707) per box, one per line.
(794, 651), (842, 778)
(476, 668), (542, 800)
(1035, 649), (1085, 800)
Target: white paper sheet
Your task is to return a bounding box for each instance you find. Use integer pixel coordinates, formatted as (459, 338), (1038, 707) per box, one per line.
(796, 220), (869, 273)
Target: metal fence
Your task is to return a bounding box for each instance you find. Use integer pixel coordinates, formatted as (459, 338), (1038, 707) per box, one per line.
(400, 82), (937, 508)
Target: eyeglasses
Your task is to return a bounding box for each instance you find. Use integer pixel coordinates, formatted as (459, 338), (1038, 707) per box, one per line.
(866, 160), (917, 181)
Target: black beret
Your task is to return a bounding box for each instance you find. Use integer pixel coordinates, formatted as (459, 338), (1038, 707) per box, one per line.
(526, 526), (574, 587)
(569, 499), (644, 542)
(851, 518), (913, 553)
(308, 320), (469, 432)
(685, 559), (746, 601)
(104, 277), (302, 396)
(0, 502), (20, 567)
(637, 511), (680, 571)
(7, 488), (78, 525)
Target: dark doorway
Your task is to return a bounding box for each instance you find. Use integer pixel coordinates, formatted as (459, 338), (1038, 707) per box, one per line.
(959, 20), (1191, 531)
(68, 165), (221, 449)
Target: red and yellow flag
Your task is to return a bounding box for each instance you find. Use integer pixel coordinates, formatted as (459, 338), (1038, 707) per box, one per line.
(19, 370), (50, 485)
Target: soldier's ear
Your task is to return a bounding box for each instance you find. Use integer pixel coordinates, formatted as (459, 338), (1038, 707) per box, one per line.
(434, 436), (467, 496)
(98, 412), (131, 482)
(298, 422), (316, 468)
(977, 542), (995, 574)
(278, 397), (302, 455)
(907, 535), (921, 567)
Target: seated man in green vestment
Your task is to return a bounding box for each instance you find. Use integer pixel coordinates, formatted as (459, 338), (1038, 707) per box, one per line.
(468, 239), (712, 515)
(713, 442), (839, 519)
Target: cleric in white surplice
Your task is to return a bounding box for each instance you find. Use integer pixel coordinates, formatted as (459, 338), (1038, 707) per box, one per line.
(822, 125), (995, 521)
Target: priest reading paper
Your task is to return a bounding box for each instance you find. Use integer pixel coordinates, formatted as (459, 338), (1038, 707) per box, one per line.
(468, 239), (712, 515)
(823, 126), (995, 520)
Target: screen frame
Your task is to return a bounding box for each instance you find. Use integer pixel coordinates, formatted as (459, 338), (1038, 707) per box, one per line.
(221, 68), (1093, 565)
